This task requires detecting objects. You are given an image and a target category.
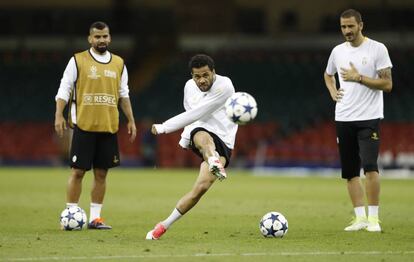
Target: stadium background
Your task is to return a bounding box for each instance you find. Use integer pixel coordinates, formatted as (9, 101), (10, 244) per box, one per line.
(0, 0), (413, 170)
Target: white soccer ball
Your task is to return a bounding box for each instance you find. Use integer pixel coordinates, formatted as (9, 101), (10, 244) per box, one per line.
(60, 206), (87, 231)
(225, 92), (258, 125)
(259, 211), (288, 238)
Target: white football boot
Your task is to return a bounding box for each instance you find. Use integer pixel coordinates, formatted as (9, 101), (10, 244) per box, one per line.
(366, 216), (381, 232)
(344, 216), (368, 231)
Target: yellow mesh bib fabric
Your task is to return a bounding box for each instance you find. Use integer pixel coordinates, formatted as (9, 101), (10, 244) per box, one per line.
(72, 50), (123, 133)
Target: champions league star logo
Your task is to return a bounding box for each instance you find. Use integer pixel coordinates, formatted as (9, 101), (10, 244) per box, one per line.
(88, 65), (101, 79)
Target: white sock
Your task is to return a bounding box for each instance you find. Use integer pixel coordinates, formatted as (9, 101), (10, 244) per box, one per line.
(161, 208), (183, 229)
(89, 203), (102, 222)
(368, 205), (379, 218)
(66, 203), (78, 208)
(354, 206), (366, 218)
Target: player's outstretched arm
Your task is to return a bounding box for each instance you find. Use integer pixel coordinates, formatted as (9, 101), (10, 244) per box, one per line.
(158, 86), (233, 134)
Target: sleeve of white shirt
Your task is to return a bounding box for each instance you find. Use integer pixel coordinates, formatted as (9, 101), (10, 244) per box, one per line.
(159, 80), (234, 134)
(119, 65), (130, 98)
(325, 49), (337, 75)
(55, 57), (77, 102)
(375, 43), (393, 71)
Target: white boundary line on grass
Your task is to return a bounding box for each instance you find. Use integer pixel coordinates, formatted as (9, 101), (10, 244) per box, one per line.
(2, 250), (414, 261)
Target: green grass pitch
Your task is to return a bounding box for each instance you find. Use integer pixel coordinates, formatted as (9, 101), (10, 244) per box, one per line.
(0, 167), (413, 261)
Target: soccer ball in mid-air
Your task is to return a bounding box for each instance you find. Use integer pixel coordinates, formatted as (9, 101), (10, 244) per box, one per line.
(60, 206), (87, 231)
(259, 211), (288, 238)
(225, 92), (258, 125)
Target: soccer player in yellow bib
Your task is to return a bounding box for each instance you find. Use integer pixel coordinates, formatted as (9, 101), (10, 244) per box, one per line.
(54, 21), (136, 229)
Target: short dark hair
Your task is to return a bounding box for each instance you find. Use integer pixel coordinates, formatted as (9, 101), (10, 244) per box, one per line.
(89, 21), (109, 34)
(340, 9), (362, 23)
(189, 54), (215, 73)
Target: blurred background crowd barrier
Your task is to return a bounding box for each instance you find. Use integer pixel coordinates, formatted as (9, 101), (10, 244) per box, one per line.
(0, 0), (413, 169)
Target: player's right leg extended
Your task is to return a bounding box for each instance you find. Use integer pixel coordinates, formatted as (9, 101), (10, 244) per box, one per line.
(146, 162), (216, 240)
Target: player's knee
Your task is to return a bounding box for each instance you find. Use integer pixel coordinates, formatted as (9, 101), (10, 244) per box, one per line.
(364, 170), (379, 180)
(71, 169), (86, 179)
(193, 132), (214, 149)
(94, 170), (108, 181)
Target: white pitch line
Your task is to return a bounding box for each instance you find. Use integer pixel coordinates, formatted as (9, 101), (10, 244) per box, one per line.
(2, 251), (414, 261)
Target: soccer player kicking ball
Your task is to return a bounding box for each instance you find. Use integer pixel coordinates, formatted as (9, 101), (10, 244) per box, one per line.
(146, 54), (238, 240)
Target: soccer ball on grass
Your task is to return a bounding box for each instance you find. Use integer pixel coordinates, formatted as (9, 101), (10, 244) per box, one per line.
(259, 211), (288, 238)
(60, 206), (87, 231)
(225, 92), (258, 125)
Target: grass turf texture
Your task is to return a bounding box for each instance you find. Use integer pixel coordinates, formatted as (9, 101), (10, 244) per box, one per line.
(0, 167), (413, 261)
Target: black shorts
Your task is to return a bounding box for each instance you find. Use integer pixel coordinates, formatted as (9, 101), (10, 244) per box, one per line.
(70, 126), (120, 171)
(189, 127), (232, 168)
(335, 119), (380, 179)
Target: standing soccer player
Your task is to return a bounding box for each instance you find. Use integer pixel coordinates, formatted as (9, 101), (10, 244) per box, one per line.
(54, 21), (136, 229)
(324, 9), (392, 232)
(146, 54), (238, 240)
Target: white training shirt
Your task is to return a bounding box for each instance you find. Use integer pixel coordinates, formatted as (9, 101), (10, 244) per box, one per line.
(155, 74), (238, 149)
(326, 38), (392, 121)
(55, 48), (130, 124)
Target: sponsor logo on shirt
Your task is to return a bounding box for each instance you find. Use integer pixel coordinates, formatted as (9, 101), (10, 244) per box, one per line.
(82, 93), (117, 107)
(104, 70), (117, 79)
(362, 57), (368, 65)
